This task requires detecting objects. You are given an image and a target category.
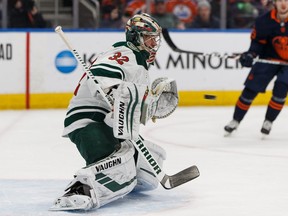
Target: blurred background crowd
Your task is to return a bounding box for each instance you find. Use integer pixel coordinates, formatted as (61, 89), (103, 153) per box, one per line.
(0, 0), (274, 29)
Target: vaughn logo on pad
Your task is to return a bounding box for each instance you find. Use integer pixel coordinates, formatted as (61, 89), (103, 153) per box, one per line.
(118, 101), (125, 136)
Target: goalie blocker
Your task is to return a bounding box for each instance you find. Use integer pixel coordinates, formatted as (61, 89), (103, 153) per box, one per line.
(105, 77), (178, 140)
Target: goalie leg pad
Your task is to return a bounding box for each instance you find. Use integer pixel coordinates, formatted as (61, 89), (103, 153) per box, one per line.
(134, 140), (166, 192)
(50, 141), (137, 211)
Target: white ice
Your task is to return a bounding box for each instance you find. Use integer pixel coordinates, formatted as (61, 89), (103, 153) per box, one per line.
(1, 106), (288, 216)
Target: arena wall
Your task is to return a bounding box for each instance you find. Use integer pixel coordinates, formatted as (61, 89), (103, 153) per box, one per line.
(0, 29), (274, 109)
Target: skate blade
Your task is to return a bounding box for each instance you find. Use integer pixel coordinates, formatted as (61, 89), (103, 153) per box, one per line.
(224, 131), (232, 137)
(261, 133), (268, 140)
(49, 205), (89, 211)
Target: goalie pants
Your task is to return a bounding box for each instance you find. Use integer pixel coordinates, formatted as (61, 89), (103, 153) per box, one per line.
(68, 122), (122, 165)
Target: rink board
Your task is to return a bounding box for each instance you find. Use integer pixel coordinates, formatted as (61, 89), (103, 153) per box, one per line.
(0, 30), (278, 109)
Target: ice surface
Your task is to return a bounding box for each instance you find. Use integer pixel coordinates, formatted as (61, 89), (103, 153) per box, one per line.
(1, 107), (288, 216)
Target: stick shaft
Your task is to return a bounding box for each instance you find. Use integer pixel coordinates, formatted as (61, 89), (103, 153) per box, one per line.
(163, 28), (288, 65)
(55, 26), (114, 107)
(255, 58), (288, 66)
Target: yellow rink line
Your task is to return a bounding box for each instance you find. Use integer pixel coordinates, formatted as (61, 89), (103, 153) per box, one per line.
(0, 90), (278, 109)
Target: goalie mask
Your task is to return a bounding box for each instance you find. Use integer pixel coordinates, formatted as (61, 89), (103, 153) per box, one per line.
(126, 13), (162, 63)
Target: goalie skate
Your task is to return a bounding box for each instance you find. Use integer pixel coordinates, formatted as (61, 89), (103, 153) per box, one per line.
(49, 194), (93, 211)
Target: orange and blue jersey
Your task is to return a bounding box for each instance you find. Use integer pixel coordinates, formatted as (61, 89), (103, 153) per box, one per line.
(249, 9), (288, 61)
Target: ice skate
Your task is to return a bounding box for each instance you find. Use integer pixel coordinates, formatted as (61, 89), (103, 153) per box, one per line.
(49, 194), (93, 211)
(224, 120), (239, 136)
(261, 120), (272, 139)
(49, 181), (94, 211)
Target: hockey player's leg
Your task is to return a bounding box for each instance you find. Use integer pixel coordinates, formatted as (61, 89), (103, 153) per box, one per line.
(68, 122), (121, 165)
(133, 139), (166, 192)
(225, 63), (278, 136)
(224, 87), (257, 136)
(50, 141), (137, 211)
(261, 81), (288, 136)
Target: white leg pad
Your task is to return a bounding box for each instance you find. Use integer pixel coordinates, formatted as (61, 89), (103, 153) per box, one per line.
(50, 141), (137, 211)
(134, 140), (166, 191)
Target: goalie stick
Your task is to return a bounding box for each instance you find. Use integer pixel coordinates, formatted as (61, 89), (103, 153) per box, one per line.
(55, 26), (200, 190)
(162, 28), (206, 56)
(162, 28), (238, 58)
(163, 28), (288, 66)
(254, 58), (288, 66)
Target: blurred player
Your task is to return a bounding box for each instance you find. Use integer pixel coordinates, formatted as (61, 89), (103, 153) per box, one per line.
(225, 0), (288, 136)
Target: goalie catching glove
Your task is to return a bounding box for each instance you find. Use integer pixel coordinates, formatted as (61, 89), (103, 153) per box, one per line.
(141, 77), (178, 125)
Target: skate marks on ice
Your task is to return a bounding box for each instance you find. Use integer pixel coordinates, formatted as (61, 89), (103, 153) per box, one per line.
(0, 179), (192, 216)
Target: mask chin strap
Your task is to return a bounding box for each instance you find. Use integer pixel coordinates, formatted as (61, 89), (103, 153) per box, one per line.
(147, 52), (156, 64)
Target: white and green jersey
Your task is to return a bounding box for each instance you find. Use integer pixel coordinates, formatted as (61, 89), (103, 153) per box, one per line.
(63, 41), (150, 137)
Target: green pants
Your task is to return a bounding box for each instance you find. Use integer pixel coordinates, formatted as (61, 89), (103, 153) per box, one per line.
(68, 122), (121, 165)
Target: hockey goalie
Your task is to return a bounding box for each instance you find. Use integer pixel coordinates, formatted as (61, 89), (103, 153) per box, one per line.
(50, 13), (179, 211)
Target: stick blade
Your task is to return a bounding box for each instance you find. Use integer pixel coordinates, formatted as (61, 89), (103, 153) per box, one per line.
(160, 165), (200, 189)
